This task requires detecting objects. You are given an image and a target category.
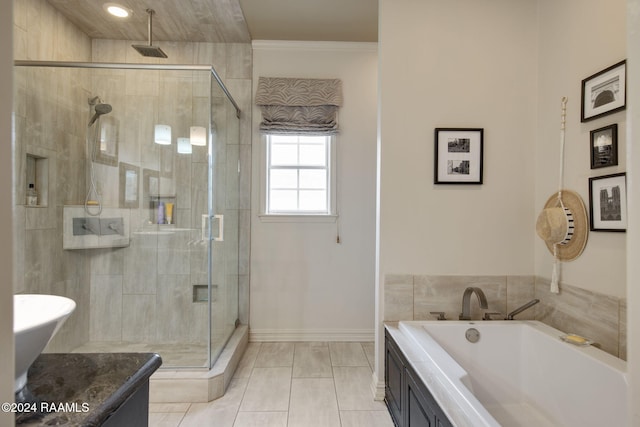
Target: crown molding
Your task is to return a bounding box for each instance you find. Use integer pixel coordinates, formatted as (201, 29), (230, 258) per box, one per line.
(252, 40), (378, 52)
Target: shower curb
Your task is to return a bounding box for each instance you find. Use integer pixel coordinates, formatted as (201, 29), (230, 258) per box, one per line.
(148, 325), (248, 403)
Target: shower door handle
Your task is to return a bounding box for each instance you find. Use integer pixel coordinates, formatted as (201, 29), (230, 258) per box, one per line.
(201, 214), (224, 242)
(213, 214), (224, 242)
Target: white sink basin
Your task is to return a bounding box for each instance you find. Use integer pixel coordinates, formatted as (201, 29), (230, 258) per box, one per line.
(14, 294), (76, 393)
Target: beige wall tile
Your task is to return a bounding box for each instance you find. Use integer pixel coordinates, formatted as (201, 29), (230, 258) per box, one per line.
(535, 277), (621, 357)
(122, 294), (157, 342)
(156, 274), (194, 342)
(89, 275), (123, 341)
(383, 274), (413, 321)
(506, 275), (536, 319)
(414, 275), (506, 321)
(123, 235), (159, 295)
(227, 43), (252, 79)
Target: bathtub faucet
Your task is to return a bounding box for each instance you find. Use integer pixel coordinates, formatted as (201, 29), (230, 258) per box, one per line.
(459, 287), (488, 320)
(506, 299), (540, 320)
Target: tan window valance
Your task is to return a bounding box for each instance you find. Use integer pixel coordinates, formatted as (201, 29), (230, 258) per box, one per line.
(255, 77), (343, 135)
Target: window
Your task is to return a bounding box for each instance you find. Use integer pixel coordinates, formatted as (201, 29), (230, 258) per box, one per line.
(264, 134), (334, 216)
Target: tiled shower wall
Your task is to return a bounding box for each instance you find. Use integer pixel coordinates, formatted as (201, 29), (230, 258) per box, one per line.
(384, 275), (627, 360)
(13, 0), (93, 352)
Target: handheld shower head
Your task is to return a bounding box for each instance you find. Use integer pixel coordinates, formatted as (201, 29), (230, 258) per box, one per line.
(88, 103), (112, 127)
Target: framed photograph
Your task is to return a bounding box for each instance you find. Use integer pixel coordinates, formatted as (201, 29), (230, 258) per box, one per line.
(590, 124), (618, 169)
(581, 60), (626, 122)
(434, 128), (484, 184)
(588, 172), (627, 232)
(119, 162), (139, 208)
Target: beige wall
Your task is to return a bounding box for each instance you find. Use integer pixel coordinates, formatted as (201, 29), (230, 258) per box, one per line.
(375, 0), (628, 397)
(250, 41), (378, 340)
(535, 0), (627, 298)
(376, 0), (538, 396)
(627, 0), (640, 421)
(379, 0), (538, 279)
(1, 0), (14, 418)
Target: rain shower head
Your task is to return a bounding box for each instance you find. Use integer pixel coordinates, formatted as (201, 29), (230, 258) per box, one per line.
(132, 44), (168, 58)
(132, 9), (168, 58)
(88, 103), (112, 127)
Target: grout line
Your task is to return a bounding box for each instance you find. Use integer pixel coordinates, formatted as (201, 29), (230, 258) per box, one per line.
(231, 377), (250, 426)
(329, 345), (342, 426)
(286, 360), (294, 426)
(176, 408), (188, 427)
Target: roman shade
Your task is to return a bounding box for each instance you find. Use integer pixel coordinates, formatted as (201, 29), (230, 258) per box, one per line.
(255, 77), (343, 135)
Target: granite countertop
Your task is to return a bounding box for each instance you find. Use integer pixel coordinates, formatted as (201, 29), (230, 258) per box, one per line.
(15, 353), (162, 426)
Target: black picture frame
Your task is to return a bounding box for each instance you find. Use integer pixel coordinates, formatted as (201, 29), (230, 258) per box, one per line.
(581, 60), (626, 122)
(588, 172), (627, 232)
(590, 124), (618, 169)
(434, 128), (484, 184)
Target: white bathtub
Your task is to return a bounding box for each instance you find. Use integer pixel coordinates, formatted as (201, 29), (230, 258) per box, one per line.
(386, 320), (628, 427)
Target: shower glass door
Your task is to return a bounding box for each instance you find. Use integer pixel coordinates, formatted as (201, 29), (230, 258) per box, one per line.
(208, 74), (240, 367)
(13, 62), (240, 370)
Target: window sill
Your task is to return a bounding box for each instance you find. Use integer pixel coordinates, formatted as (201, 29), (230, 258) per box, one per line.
(258, 214), (338, 223)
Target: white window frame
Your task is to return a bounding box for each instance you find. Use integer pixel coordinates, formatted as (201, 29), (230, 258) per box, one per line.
(260, 134), (337, 222)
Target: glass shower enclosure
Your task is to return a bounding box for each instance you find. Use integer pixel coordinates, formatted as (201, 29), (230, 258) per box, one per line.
(13, 61), (240, 369)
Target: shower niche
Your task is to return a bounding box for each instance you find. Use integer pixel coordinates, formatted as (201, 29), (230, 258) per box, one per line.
(25, 153), (48, 207)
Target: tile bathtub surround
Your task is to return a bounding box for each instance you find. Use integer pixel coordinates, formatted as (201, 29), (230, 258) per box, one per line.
(149, 342), (394, 427)
(384, 275), (535, 322)
(383, 274), (627, 360)
(535, 276), (626, 359)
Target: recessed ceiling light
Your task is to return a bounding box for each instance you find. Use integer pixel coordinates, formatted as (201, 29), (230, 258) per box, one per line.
(103, 3), (132, 18)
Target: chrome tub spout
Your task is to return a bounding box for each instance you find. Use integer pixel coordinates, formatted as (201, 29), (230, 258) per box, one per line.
(459, 287), (488, 320)
(506, 299), (540, 320)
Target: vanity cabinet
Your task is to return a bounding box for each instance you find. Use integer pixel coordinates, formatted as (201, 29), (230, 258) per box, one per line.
(385, 330), (453, 427)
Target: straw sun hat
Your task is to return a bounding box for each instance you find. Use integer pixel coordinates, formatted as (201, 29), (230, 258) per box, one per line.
(536, 189), (588, 262)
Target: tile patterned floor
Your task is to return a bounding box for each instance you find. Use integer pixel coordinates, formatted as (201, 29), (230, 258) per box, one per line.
(149, 342), (394, 427)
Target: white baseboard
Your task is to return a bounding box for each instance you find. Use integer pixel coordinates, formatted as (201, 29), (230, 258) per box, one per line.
(249, 328), (375, 342)
(370, 371), (386, 401)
